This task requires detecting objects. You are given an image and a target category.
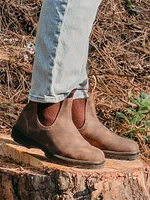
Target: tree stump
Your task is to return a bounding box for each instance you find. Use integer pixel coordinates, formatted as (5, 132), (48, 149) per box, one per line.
(0, 134), (149, 200)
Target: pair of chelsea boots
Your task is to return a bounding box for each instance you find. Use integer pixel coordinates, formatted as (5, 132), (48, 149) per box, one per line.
(12, 93), (139, 169)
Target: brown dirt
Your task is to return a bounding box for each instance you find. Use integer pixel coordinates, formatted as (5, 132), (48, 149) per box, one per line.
(0, 0), (150, 163)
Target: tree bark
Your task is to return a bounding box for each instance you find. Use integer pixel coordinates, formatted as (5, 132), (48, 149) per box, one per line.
(0, 134), (150, 200)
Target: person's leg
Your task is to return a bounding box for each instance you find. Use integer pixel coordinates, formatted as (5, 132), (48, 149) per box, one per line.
(29, 0), (101, 103)
(12, 0), (105, 169)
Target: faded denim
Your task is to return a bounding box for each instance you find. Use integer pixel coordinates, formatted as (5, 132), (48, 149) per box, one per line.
(29, 0), (101, 103)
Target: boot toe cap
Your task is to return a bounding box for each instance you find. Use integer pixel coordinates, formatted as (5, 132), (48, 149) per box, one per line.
(122, 140), (139, 153)
(85, 146), (105, 163)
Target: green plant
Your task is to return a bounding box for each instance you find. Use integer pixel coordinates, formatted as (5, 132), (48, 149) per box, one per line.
(118, 93), (150, 140)
(125, 0), (140, 14)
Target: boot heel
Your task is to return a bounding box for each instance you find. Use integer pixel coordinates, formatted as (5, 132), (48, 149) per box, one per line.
(11, 126), (34, 148)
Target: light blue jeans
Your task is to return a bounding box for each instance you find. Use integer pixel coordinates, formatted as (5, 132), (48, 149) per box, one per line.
(29, 0), (101, 103)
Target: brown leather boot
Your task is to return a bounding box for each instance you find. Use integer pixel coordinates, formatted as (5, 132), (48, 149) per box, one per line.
(72, 94), (139, 160)
(11, 95), (105, 169)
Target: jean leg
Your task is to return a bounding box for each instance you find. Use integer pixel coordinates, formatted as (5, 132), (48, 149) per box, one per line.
(29, 0), (101, 103)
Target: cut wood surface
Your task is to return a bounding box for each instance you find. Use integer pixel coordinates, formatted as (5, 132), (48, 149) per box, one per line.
(0, 134), (150, 200)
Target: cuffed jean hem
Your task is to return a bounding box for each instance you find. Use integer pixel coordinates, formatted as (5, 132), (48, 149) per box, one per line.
(29, 89), (88, 103)
(29, 0), (101, 102)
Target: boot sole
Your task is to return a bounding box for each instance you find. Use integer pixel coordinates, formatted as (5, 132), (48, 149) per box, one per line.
(103, 150), (139, 160)
(11, 126), (104, 169)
